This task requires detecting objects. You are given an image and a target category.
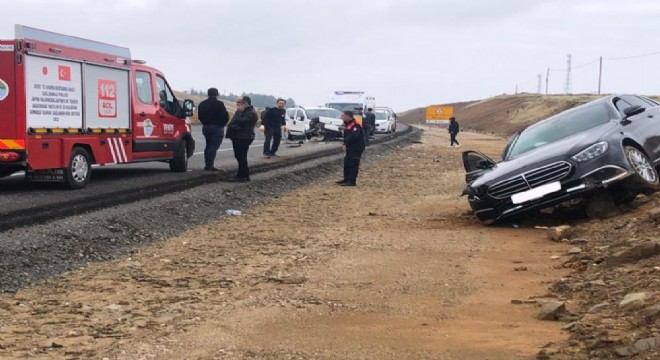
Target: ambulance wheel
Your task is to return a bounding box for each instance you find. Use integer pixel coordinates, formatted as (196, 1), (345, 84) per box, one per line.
(64, 147), (92, 189)
(170, 140), (188, 172)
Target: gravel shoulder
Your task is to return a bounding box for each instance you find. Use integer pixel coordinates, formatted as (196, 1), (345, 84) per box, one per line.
(0, 129), (571, 359)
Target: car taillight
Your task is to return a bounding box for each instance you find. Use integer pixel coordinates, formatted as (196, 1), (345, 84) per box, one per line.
(0, 152), (20, 162)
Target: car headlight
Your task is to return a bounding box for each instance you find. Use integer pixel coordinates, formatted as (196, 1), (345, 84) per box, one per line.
(572, 141), (609, 162)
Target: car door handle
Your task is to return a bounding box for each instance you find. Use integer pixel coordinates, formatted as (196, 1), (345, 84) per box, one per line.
(648, 114), (654, 118)
(139, 112), (147, 116)
(156, 110), (166, 119)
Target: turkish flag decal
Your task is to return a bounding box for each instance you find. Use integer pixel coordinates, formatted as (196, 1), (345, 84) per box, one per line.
(58, 65), (71, 81)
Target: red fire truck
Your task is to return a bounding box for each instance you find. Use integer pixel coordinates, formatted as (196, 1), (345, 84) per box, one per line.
(0, 25), (195, 189)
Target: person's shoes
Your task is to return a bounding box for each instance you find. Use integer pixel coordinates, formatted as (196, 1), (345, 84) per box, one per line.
(270, 153), (279, 157)
(339, 182), (356, 187)
(263, 152), (271, 157)
(335, 179), (347, 184)
(204, 166), (220, 171)
(455, 144), (461, 148)
(227, 176), (250, 182)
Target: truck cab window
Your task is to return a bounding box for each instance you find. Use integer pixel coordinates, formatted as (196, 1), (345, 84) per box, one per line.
(135, 71), (153, 104)
(155, 76), (181, 116)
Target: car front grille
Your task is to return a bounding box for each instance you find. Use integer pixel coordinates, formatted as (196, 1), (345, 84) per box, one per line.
(488, 161), (572, 199)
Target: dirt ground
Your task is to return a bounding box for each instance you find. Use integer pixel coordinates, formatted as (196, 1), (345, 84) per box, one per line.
(0, 129), (572, 359)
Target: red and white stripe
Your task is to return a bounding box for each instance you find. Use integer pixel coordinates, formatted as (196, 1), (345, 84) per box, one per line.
(107, 137), (128, 163)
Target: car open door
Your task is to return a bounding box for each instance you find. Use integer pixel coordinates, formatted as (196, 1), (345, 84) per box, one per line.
(462, 150), (497, 183)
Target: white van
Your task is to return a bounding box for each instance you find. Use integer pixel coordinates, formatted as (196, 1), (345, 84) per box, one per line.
(374, 107), (397, 134)
(285, 106), (342, 140)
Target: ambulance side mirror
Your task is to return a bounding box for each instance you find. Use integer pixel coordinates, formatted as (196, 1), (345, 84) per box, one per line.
(183, 99), (194, 117)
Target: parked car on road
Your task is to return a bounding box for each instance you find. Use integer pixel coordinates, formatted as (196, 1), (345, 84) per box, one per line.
(462, 95), (660, 223)
(374, 107), (396, 134)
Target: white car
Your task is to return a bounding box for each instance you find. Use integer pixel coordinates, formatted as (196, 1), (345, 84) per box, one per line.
(374, 107), (396, 134)
(286, 106), (342, 140)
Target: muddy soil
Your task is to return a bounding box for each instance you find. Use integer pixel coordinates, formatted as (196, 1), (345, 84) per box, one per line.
(0, 129), (571, 359)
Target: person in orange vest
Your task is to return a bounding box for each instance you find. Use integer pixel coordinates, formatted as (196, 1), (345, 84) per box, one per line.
(336, 111), (365, 186)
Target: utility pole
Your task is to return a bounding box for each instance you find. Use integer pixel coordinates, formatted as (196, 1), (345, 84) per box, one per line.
(564, 54), (572, 95)
(598, 56), (603, 95)
(545, 68), (550, 95)
(515, 84), (518, 95)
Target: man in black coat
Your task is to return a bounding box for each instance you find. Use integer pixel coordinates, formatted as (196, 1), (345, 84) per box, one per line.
(226, 96), (258, 182)
(448, 116), (460, 147)
(262, 98), (287, 156)
(336, 111), (366, 186)
(197, 87), (229, 171)
(363, 107), (376, 146)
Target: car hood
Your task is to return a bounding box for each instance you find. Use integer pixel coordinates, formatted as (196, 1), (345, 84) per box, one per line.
(376, 119), (389, 124)
(472, 122), (616, 187)
(318, 116), (343, 124)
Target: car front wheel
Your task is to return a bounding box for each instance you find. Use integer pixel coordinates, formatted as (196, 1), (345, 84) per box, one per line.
(624, 146), (660, 192)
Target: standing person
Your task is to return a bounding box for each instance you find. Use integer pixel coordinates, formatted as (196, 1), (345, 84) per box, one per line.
(197, 87), (229, 171)
(225, 96), (258, 182)
(363, 107), (376, 146)
(336, 111), (365, 186)
(262, 98), (287, 157)
(448, 116), (460, 147)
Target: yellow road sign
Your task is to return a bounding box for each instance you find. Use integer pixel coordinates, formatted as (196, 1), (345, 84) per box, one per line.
(425, 105), (454, 122)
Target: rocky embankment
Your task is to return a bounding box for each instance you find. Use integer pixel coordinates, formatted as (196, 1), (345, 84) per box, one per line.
(535, 194), (660, 359)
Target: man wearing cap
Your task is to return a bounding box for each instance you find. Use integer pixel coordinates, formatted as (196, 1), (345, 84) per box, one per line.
(448, 116), (460, 148)
(336, 110), (365, 186)
(198, 87), (229, 170)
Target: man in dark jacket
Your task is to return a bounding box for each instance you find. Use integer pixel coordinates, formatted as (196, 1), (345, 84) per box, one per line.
(336, 111), (365, 187)
(226, 96), (258, 182)
(197, 87), (229, 171)
(448, 116), (460, 147)
(363, 107), (376, 146)
(262, 98), (287, 157)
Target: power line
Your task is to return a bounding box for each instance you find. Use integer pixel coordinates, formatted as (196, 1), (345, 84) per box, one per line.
(605, 50), (660, 61)
(511, 49), (660, 95)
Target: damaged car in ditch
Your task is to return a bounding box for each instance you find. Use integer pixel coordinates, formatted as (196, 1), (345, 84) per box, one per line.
(462, 94), (660, 224)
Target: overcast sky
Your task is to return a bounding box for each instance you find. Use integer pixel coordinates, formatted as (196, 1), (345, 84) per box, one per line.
(3, 0), (660, 111)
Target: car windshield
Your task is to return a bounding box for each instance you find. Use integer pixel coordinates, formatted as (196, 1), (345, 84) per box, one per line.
(506, 102), (612, 159)
(305, 109), (341, 119)
(375, 111), (388, 120)
(327, 103), (362, 114)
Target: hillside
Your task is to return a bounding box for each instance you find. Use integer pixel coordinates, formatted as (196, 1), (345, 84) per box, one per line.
(399, 94), (603, 136)
(173, 91), (237, 123)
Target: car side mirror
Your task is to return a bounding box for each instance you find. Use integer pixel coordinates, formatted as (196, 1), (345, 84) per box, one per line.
(298, 116), (304, 121)
(623, 105), (645, 120)
(183, 99), (194, 117)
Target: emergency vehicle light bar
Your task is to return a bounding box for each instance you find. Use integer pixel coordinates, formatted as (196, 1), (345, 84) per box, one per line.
(15, 25), (131, 60)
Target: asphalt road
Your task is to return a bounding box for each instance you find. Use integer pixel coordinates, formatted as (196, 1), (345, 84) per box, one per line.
(0, 124), (407, 217)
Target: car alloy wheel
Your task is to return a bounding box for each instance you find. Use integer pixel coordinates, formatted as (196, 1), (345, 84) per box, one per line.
(626, 146), (658, 184)
(71, 154), (89, 183)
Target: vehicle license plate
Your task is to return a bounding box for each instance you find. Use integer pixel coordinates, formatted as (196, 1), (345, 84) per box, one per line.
(511, 181), (561, 205)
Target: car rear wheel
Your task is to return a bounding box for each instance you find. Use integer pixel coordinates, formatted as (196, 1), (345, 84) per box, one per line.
(64, 147), (92, 189)
(624, 146), (660, 192)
